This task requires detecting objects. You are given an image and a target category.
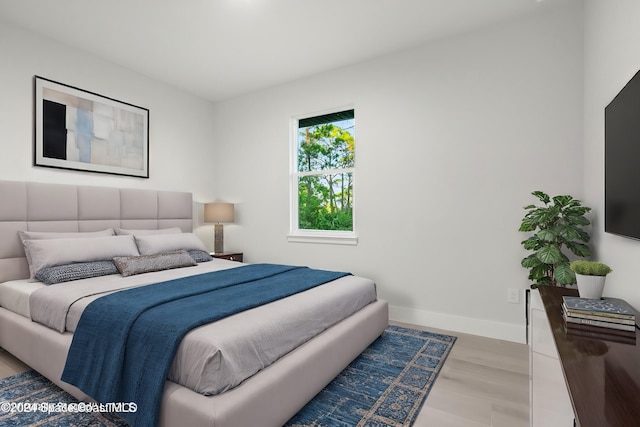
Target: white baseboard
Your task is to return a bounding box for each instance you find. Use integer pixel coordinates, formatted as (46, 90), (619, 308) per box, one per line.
(389, 304), (527, 344)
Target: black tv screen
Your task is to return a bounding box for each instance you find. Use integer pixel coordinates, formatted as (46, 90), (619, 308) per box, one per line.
(605, 69), (640, 240)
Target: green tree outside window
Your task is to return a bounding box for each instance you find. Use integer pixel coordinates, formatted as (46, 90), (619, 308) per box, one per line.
(296, 110), (354, 232)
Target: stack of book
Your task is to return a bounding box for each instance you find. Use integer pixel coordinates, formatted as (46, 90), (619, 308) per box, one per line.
(562, 296), (637, 343)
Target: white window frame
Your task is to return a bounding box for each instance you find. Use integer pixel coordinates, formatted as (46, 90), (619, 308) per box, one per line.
(287, 107), (358, 245)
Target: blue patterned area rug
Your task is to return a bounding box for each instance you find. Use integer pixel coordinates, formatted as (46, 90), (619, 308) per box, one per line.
(0, 325), (455, 427)
(285, 324), (456, 427)
(0, 369), (128, 426)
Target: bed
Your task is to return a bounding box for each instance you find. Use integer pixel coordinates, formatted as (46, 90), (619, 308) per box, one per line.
(0, 180), (388, 427)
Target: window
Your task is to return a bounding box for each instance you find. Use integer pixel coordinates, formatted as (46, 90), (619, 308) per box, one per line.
(289, 108), (357, 245)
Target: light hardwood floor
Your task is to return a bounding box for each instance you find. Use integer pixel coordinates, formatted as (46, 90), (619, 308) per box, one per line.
(394, 321), (530, 427)
(0, 322), (530, 427)
(0, 347), (30, 379)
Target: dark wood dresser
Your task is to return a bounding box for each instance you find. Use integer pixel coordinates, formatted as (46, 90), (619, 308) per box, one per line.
(538, 286), (640, 427)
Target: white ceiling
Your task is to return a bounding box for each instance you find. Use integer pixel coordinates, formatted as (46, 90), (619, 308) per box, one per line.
(0, 0), (573, 103)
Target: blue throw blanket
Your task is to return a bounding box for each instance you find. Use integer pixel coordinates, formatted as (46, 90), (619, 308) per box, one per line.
(61, 263), (350, 427)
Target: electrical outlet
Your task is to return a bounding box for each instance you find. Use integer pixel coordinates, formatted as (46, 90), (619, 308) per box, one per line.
(508, 288), (520, 304)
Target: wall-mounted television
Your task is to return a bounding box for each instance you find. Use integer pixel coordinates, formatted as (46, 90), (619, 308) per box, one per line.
(605, 69), (640, 240)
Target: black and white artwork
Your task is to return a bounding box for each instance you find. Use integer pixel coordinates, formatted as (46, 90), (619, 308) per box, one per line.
(34, 76), (149, 178)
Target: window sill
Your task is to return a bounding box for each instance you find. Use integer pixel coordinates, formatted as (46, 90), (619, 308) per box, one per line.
(287, 233), (358, 246)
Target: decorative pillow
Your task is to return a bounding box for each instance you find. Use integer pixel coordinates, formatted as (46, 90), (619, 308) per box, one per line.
(113, 251), (197, 277)
(35, 261), (119, 285)
(24, 235), (139, 279)
(114, 227), (182, 235)
(187, 250), (213, 263)
(134, 233), (208, 255)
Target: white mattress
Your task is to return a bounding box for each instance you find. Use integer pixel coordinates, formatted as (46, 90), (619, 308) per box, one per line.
(0, 260), (377, 395)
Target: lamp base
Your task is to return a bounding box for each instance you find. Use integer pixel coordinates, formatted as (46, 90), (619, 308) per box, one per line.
(213, 224), (224, 254)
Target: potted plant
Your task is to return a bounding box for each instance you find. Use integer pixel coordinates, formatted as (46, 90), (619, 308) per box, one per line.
(569, 260), (612, 299)
(519, 191), (592, 288)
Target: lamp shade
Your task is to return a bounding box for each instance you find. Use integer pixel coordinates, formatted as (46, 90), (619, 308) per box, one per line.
(204, 203), (234, 223)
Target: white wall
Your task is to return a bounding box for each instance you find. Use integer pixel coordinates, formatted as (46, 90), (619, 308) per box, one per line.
(583, 1), (640, 310)
(0, 3), (588, 342)
(0, 21), (218, 245)
(212, 2), (584, 342)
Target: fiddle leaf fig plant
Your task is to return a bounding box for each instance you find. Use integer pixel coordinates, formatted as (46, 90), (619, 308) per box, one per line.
(519, 191), (592, 288)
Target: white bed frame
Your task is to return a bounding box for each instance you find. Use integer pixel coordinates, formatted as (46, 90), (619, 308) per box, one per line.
(0, 180), (388, 427)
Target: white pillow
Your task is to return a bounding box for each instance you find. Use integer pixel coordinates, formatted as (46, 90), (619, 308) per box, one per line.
(24, 235), (140, 278)
(19, 228), (115, 243)
(114, 227), (182, 235)
(134, 233), (208, 255)
(19, 229), (116, 278)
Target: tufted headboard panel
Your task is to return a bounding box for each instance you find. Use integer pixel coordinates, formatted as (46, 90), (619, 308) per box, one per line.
(0, 180), (193, 283)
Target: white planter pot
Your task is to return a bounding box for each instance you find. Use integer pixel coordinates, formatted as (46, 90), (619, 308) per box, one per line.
(576, 274), (606, 299)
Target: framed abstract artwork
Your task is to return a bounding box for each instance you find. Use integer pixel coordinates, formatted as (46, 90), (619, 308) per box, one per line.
(34, 76), (149, 178)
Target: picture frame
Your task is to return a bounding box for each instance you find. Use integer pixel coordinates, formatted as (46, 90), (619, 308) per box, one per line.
(34, 76), (149, 178)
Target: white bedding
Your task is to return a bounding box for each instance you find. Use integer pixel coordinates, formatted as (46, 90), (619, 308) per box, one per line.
(0, 280), (43, 318)
(0, 260), (377, 395)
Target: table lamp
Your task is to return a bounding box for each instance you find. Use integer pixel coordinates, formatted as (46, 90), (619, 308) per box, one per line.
(204, 202), (234, 254)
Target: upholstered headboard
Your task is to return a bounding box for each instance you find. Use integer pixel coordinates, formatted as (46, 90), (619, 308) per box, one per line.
(0, 180), (193, 283)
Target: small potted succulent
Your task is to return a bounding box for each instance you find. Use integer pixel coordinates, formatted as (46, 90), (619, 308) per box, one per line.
(569, 260), (612, 299)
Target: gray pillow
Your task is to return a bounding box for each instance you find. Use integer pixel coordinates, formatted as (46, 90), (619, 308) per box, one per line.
(188, 250), (213, 263)
(35, 261), (119, 285)
(113, 250), (197, 277)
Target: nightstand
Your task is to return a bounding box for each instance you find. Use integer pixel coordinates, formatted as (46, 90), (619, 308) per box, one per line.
(211, 252), (243, 262)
